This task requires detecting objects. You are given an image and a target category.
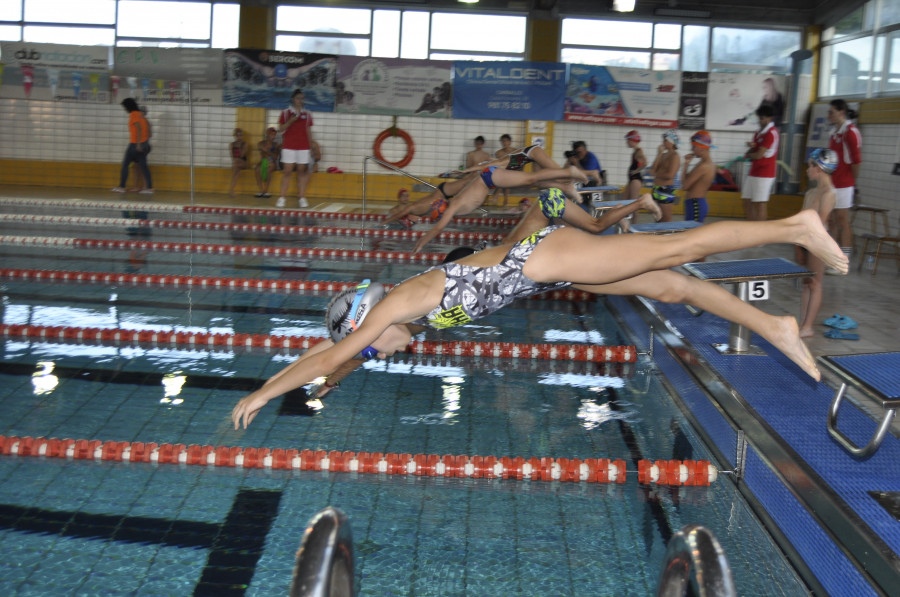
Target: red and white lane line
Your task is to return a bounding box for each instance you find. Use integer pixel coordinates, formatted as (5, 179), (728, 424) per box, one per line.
(0, 268), (597, 303)
(0, 236), (446, 265)
(0, 213), (505, 243)
(0, 435), (718, 486)
(0, 197), (516, 228)
(0, 323), (637, 362)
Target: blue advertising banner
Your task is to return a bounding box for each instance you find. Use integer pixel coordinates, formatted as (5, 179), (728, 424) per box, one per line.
(452, 61), (566, 120)
(223, 49), (336, 111)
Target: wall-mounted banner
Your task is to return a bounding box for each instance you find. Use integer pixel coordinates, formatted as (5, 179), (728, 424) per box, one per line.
(678, 72), (708, 130)
(705, 73), (787, 131)
(452, 61), (566, 121)
(335, 57), (452, 117)
(223, 49), (336, 111)
(0, 66), (111, 102)
(564, 65), (680, 128)
(1, 42), (109, 71)
(113, 47), (223, 104)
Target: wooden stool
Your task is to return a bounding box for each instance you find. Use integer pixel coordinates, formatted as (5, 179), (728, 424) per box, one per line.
(851, 204), (890, 237)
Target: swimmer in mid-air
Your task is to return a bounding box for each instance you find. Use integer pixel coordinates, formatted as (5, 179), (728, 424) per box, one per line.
(384, 164), (588, 253)
(232, 210), (849, 429)
(503, 188), (662, 244)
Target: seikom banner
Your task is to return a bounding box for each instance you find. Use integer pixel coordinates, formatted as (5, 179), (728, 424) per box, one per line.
(0, 42), (110, 102)
(223, 49), (337, 111)
(451, 61), (566, 121)
(335, 57), (452, 117)
(564, 65), (680, 128)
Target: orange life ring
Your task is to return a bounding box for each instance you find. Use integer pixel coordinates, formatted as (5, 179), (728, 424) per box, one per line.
(373, 127), (415, 169)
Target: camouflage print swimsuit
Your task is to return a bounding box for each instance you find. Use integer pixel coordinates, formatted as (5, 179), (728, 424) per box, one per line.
(411, 226), (571, 329)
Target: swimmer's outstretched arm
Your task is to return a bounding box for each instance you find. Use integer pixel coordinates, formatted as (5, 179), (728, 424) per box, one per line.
(454, 154), (512, 175)
(412, 199), (466, 253)
(232, 279), (439, 429)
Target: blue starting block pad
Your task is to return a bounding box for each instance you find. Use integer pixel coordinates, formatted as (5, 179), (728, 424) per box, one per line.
(682, 257), (812, 355)
(592, 199), (635, 210)
(819, 352), (900, 458)
(630, 220), (702, 234)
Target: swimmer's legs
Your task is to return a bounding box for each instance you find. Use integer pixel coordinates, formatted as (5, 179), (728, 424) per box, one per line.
(575, 270), (820, 380)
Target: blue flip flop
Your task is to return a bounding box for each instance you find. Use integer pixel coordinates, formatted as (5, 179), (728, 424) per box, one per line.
(825, 329), (860, 340)
(823, 314), (858, 330)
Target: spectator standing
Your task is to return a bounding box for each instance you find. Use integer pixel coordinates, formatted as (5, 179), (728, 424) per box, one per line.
(466, 136), (491, 168)
(827, 99), (862, 269)
(649, 130), (681, 222)
(112, 97), (153, 195)
(681, 131), (717, 223)
(742, 104), (779, 221)
(277, 89), (315, 209)
(795, 149), (838, 337)
(624, 130), (646, 200)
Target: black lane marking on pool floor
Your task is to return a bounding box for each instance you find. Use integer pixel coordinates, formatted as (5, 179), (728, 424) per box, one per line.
(0, 489), (283, 596)
(0, 362), (264, 393)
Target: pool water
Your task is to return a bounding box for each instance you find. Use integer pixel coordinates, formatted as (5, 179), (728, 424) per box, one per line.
(0, 204), (808, 595)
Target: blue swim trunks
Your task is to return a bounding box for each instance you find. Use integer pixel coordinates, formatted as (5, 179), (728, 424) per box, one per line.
(480, 166), (498, 189)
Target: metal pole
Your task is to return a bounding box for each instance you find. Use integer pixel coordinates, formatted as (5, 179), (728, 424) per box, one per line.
(188, 80), (195, 206)
(779, 50), (813, 194)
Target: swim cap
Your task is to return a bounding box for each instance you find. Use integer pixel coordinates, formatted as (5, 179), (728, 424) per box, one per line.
(539, 188), (567, 219)
(662, 129), (680, 147)
(325, 280), (386, 358)
(625, 130), (641, 142)
(809, 148), (838, 174)
(397, 188), (409, 198)
(690, 130), (716, 149)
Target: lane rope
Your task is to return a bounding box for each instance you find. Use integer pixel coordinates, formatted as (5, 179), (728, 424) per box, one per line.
(0, 197), (517, 228)
(0, 268), (597, 303)
(0, 435), (717, 486)
(0, 323), (637, 362)
(0, 213), (504, 243)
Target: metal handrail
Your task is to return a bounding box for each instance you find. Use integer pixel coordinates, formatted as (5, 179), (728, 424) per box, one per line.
(290, 506), (354, 597)
(362, 154), (436, 216)
(657, 524), (736, 597)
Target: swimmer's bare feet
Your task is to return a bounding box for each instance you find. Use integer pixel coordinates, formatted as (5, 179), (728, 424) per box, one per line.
(567, 165), (590, 184)
(796, 209), (848, 274)
(638, 193), (663, 221)
(767, 315), (820, 380)
(799, 327), (815, 339)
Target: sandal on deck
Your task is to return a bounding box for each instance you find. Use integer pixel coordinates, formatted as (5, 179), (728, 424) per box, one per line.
(824, 329), (860, 340)
(823, 314), (858, 330)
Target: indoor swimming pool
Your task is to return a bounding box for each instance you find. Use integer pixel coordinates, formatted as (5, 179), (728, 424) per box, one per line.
(0, 198), (813, 595)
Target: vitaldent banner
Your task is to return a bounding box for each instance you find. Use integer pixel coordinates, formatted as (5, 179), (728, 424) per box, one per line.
(451, 61), (566, 121)
(335, 57), (452, 117)
(564, 65), (680, 128)
(705, 73), (787, 131)
(112, 47), (222, 104)
(223, 49), (336, 111)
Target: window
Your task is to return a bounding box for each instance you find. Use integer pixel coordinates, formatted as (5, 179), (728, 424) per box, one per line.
(371, 10), (400, 58)
(561, 47), (649, 69)
(682, 25), (709, 72)
(430, 13), (525, 56)
(711, 27), (800, 71)
(118, 1), (211, 42)
(24, 25), (116, 45)
(25, 0), (116, 24)
(562, 19), (652, 49)
(821, 36), (875, 96)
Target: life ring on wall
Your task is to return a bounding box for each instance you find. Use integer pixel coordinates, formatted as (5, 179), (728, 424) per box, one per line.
(373, 119), (415, 169)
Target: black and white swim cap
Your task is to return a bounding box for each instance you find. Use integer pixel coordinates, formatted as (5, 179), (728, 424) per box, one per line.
(325, 280), (386, 342)
(809, 148), (838, 174)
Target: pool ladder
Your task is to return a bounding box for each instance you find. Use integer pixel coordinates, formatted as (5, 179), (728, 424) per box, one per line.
(288, 509), (736, 597)
(657, 524), (736, 597)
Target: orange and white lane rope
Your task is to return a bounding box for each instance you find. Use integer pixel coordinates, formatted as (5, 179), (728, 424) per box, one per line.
(0, 236), (447, 265)
(0, 435), (717, 486)
(0, 324), (637, 362)
(0, 268), (597, 303)
(0, 213), (504, 244)
(0, 197), (516, 228)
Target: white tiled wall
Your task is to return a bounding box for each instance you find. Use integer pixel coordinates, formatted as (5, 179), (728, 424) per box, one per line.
(1, 96), (897, 220)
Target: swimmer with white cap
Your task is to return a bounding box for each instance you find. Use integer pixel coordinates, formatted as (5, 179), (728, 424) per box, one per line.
(232, 211), (849, 429)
